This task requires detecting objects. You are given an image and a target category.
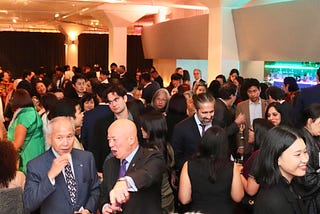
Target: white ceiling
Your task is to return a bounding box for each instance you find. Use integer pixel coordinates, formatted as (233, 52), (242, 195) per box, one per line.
(0, 0), (295, 34)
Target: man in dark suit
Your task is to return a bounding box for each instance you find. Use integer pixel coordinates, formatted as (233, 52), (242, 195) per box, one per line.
(295, 68), (320, 124)
(99, 119), (165, 214)
(92, 84), (143, 169)
(23, 116), (100, 214)
(81, 83), (112, 172)
(214, 82), (245, 157)
(140, 72), (160, 104)
(171, 93), (215, 172)
(192, 68), (206, 90)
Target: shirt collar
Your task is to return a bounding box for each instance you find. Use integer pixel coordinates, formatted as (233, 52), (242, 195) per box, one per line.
(124, 145), (139, 164)
(249, 98), (261, 105)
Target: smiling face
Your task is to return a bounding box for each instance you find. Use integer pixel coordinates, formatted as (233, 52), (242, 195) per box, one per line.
(278, 138), (309, 182)
(35, 82), (47, 95)
(83, 98), (95, 112)
(196, 101), (214, 125)
(267, 106), (281, 126)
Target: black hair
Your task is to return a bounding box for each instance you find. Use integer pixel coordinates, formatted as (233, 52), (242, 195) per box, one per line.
(140, 111), (173, 169)
(218, 82), (237, 100)
(283, 77), (299, 92)
(215, 74), (226, 84)
(193, 93), (215, 110)
(208, 80), (221, 99)
(265, 86), (285, 101)
(80, 93), (99, 111)
(195, 126), (229, 183)
(242, 78), (260, 93)
(265, 102), (294, 127)
(255, 126), (302, 186)
(252, 118), (274, 150)
(168, 93), (187, 115)
(301, 103), (320, 126)
(105, 84), (127, 99)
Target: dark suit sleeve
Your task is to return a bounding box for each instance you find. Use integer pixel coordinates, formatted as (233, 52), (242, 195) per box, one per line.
(81, 112), (89, 149)
(83, 153), (101, 212)
(127, 150), (165, 189)
(23, 161), (56, 212)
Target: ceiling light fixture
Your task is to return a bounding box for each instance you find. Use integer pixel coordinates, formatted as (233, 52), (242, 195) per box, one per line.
(12, 18), (17, 23)
(55, 13), (60, 18)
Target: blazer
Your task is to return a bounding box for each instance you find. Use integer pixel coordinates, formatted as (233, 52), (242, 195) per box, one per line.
(142, 81), (160, 104)
(23, 149), (100, 214)
(99, 147), (165, 214)
(171, 115), (202, 171)
(295, 84), (320, 124)
(214, 98), (239, 154)
(81, 104), (112, 172)
(236, 99), (267, 154)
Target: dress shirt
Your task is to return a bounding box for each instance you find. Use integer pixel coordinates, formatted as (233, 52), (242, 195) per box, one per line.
(194, 113), (212, 136)
(249, 99), (262, 126)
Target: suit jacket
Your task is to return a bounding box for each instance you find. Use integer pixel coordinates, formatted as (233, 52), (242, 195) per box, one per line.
(23, 149), (100, 214)
(99, 147), (165, 214)
(214, 98), (239, 154)
(92, 109), (143, 172)
(81, 104), (112, 172)
(295, 84), (320, 125)
(236, 99), (267, 154)
(171, 115), (202, 171)
(142, 81), (160, 104)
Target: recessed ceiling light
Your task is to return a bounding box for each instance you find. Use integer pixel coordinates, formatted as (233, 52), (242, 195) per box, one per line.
(55, 13), (60, 18)
(12, 18), (17, 23)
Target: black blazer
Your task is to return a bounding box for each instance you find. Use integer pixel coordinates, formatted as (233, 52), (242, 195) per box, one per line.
(99, 147), (165, 214)
(213, 98), (239, 154)
(171, 116), (202, 171)
(81, 104), (112, 172)
(295, 84), (320, 114)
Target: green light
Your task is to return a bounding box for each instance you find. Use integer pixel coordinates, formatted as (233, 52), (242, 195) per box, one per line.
(265, 65), (318, 70)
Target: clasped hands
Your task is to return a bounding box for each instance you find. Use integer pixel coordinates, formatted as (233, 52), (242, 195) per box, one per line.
(102, 179), (130, 214)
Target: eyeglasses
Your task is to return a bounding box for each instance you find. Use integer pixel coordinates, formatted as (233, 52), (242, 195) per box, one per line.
(108, 97), (121, 105)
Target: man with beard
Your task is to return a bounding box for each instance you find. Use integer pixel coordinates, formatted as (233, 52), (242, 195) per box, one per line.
(171, 93), (215, 172)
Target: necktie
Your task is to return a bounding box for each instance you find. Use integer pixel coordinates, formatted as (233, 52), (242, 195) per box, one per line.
(65, 163), (77, 206)
(200, 124), (206, 137)
(119, 159), (128, 178)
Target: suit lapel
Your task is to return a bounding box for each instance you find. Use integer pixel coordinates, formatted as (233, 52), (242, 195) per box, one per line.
(127, 147), (142, 173)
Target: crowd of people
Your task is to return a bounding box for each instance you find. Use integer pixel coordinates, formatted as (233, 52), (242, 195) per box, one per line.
(0, 63), (320, 214)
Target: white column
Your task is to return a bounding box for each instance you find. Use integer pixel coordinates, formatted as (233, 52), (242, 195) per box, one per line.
(108, 27), (127, 66)
(207, 7), (239, 82)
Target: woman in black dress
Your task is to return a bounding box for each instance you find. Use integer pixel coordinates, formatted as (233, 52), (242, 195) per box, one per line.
(178, 126), (244, 213)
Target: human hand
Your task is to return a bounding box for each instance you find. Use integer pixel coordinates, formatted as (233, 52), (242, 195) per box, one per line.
(102, 203), (122, 214)
(235, 113), (245, 126)
(48, 153), (70, 180)
(109, 179), (130, 205)
(237, 148), (244, 155)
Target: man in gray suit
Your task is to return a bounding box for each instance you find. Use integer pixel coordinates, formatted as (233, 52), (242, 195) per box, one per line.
(24, 116), (100, 214)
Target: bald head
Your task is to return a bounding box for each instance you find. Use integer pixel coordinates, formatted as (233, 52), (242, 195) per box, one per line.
(108, 119), (138, 160)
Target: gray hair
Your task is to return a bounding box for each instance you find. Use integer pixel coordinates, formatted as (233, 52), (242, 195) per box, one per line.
(47, 116), (75, 137)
